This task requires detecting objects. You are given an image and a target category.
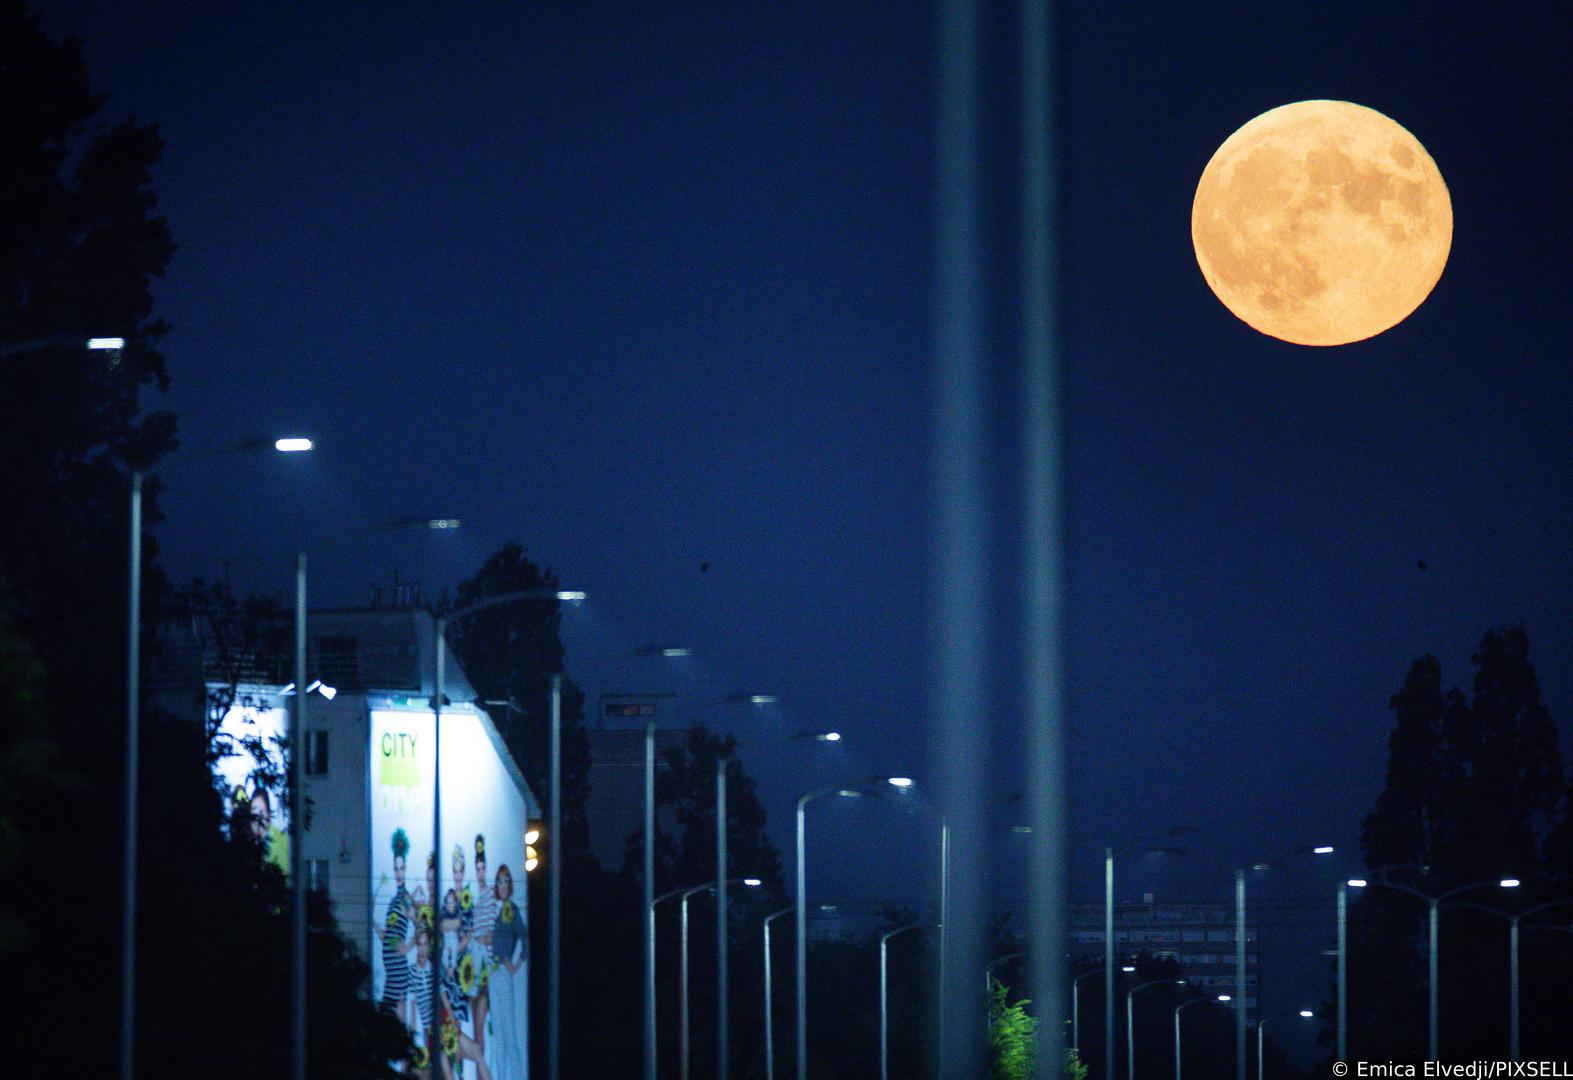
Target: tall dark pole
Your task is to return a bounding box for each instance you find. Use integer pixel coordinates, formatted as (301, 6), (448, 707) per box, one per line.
(1105, 848), (1115, 1077)
(1235, 870), (1246, 1080)
(293, 554), (308, 1080)
(763, 908), (790, 1080)
(549, 674), (562, 1080)
(643, 718), (657, 1080)
(1510, 915), (1520, 1060)
(1428, 898), (1439, 1060)
(716, 758), (729, 1080)
(120, 470), (142, 1080)
(794, 798), (808, 1080)
(432, 616), (446, 1078)
(1336, 884), (1347, 1062)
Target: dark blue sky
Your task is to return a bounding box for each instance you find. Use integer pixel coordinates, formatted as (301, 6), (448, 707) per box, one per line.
(42, 0), (1572, 1048)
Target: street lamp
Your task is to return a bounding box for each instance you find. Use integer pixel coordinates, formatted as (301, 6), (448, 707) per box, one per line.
(1255, 1011), (1315, 1080)
(654, 879), (762, 1080)
(1104, 828), (1193, 1078)
(763, 906), (793, 1080)
(118, 429), (310, 1080)
(1126, 978), (1186, 1080)
(879, 923), (925, 1080)
(795, 785), (867, 1080)
(1348, 873), (1520, 1058)
(1175, 995), (1230, 1080)
(1071, 969), (1100, 1054)
(1435, 898), (1573, 1059)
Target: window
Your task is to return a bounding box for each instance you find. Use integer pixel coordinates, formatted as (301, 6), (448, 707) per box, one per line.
(308, 859), (329, 893)
(306, 730), (329, 775)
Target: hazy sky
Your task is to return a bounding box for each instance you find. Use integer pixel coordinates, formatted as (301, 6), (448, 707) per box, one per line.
(40, 0), (1572, 1050)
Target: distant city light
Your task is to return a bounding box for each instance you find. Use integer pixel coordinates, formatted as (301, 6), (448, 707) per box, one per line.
(1501, 878), (1521, 888)
(887, 777), (914, 788)
(274, 437), (313, 452)
(743, 878), (762, 887)
(87, 337), (125, 350)
(749, 694), (777, 705)
(1347, 879), (1368, 888)
(1312, 846), (1335, 854)
(1299, 1010), (1315, 1018)
(556, 590), (586, 601)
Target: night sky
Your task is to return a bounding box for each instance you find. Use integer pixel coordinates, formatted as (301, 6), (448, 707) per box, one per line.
(40, 0), (1572, 1054)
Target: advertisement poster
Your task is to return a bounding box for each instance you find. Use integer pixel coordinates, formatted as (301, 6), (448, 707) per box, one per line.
(213, 702), (291, 875)
(370, 708), (530, 1080)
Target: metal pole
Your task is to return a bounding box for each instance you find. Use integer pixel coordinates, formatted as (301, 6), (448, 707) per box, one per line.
(795, 799), (808, 1080)
(549, 674), (562, 1080)
(1126, 989), (1135, 1080)
(1256, 1020), (1265, 1080)
(1428, 898), (1438, 1060)
(1337, 885), (1347, 1062)
(764, 910), (791, 1080)
(293, 554), (308, 1080)
(1510, 916), (1520, 1060)
(432, 615), (446, 1078)
(939, 816), (949, 1072)
(644, 719), (657, 1080)
(1072, 977), (1079, 1052)
(880, 934), (890, 1080)
(1106, 848), (1116, 1078)
(1235, 870), (1246, 1080)
(717, 759), (729, 1080)
(1173, 1004), (1182, 1080)
(681, 893), (691, 1080)
(120, 471), (142, 1080)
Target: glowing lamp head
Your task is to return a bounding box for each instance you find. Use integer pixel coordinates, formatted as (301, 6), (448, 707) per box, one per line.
(822, 731), (842, 742)
(87, 337), (125, 350)
(836, 789), (862, 799)
(886, 777), (914, 789)
(1121, 965), (1136, 973)
(525, 848), (539, 873)
(1500, 878), (1521, 889)
(742, 878), (762, 887)
(524, 829), (540, 846)
(274, 437), (313, 453)
(1217, 995), (1232, 1002)
(749, 694), (777, 705)
(661, 647), (691, 658)
(1312, 846), (1335, 855)
(1347, 879), (1368, 888)
(1299, 1010), (1315, 1018)
(556, 590), (586, 602)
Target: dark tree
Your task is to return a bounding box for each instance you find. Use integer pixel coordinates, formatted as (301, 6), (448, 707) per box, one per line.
(1344, 628), (1573, 1065)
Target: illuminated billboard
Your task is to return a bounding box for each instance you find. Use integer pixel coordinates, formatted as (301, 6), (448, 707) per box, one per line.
(370, 707), (530, 1079)
(213, 701), (291, 875)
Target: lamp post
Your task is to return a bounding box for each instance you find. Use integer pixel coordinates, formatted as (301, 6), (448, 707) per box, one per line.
(879, 923), (923, 1080)
(1071, 970), (1099, 1054)
(1103, 830), (1191, 1078)
(985, 952), (1026, 1038)
(1436, 898), (1573, 1059)
(1175, 995), (1230, 1080)
(795, 785), (866, 1080)
(427, 583), (583, 1080)
(127, 425), (312, 1080)
(1348, 874), (1520, 1058)
(654, 878), (761, 1080)
(763, 907), (793, 1080)
(1127, 978), (1186, 1080)
(1255, 1012), (1314, 1080)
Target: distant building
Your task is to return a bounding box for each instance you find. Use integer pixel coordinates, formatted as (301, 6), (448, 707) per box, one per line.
(1069, 900), (1259, 1007)
(154, 603), (541, 1077)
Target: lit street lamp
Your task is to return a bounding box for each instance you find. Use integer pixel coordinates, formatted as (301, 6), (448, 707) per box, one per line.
(654, 879), (762, 1080)
(1175, 995), (1231, 1080)
(1126, 978), (1185, 1080)
(1349, 874), (1520, 1059)
(879, 923), (924, 1080)
(762, 906), (793, 1080)
(1103, 829), (1192, 1077)
(1255, 1011), (1315, 1080)
(795, 785), (867, 1080)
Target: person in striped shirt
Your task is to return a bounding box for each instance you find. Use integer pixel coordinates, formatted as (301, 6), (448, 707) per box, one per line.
(375, 828), (417, 1022)
(470, 833), (497, 1061)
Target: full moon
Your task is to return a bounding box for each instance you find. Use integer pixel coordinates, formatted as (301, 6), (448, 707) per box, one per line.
(1191, 100), (1452, 346)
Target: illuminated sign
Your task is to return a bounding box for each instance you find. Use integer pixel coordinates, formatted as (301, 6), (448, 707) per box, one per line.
(213, 703), (291, 875)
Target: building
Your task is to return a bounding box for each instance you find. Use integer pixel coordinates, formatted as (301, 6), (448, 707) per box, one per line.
(155, 602), (541, 1078)
(1069, 900), (1259, 1006)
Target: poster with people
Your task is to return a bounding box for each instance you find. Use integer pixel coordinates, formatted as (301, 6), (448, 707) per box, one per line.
(370, 707), (531, 1080)
(213, 702), (291, 875)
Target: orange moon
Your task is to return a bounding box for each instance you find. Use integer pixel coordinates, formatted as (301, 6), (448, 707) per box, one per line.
(1191, 100), (1452, 346)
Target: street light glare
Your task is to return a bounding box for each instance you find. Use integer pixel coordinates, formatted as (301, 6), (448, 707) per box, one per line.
(556, 590), (586, 601)
(1121, 965), (1136, 973)
(886, 776), (914, 788)
(836, 789), (863, 798)
(1500, 878), (1521, 888)
(274, 437), (313, 452)
(1299, 1010), (1315, 1018)
(1347, 879), (1368, 888)
(1217, 995), (1232, 1002)
(743, 878), (762, 887)
(1312, 845), (1335, 854)
(525, 829), (541, 845)
(661, 647), (691, 657)
(87, 336), (125, 350)
(749, 694), (777, 705)
(822, 731), (841, 742)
